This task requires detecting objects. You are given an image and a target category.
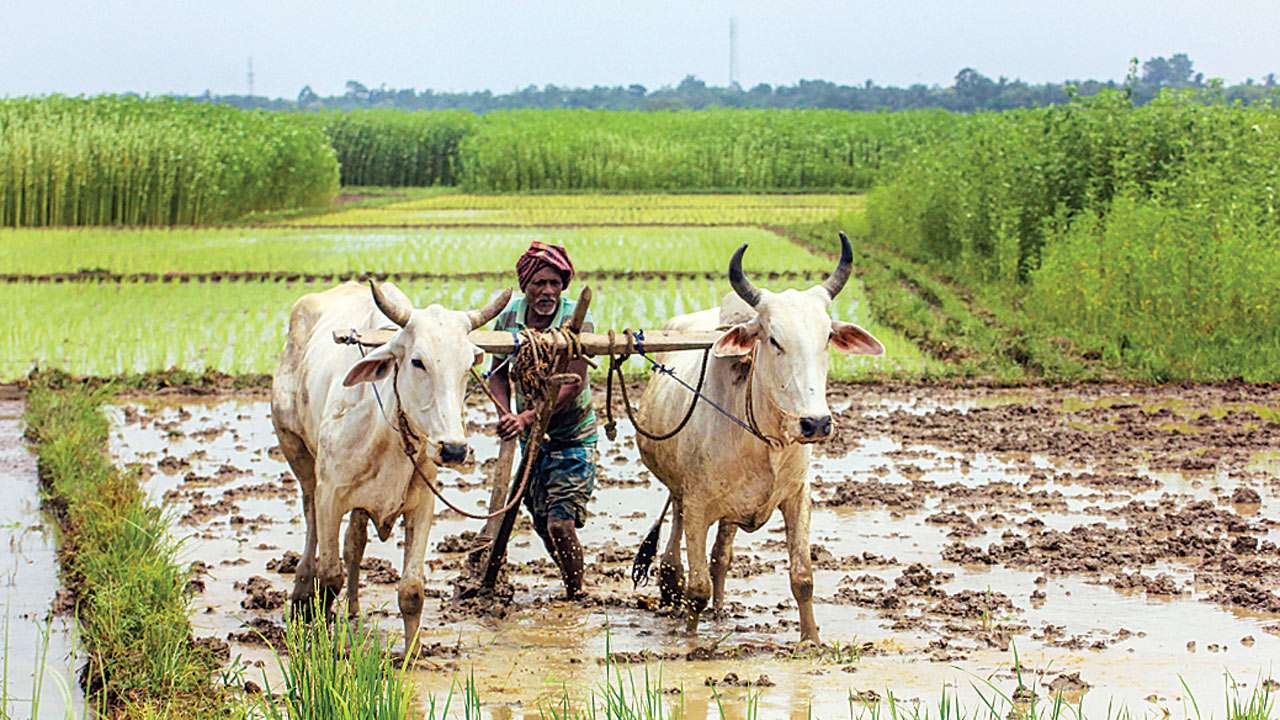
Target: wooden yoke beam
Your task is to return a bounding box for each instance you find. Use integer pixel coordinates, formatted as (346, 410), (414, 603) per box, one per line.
(334, 328), (720, 355)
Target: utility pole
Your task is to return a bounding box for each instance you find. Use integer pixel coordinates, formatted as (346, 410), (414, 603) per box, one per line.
(729, 17), (738, 88)
(247, 56), (255, 97)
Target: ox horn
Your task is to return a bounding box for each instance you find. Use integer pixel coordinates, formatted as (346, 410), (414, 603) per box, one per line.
(728, 244), (761, 307)
(369, 280), (412, 328)
(821, 231), (854, 300)
(468, 287), (513, 330)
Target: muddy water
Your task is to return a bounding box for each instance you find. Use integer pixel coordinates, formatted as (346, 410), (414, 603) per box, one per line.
(108, 385), (1280, 719)
(0, 398), (85, 719)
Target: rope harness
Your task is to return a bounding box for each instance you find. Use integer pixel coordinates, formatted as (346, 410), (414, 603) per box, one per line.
(603, 329), (781, 447)
(352, 335), (531, 522)
(350, 322), (781, 529)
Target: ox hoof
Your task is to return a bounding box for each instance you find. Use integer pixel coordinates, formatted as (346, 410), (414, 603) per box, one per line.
(684, 614), (701, 635)
(705, 606), (731, 621)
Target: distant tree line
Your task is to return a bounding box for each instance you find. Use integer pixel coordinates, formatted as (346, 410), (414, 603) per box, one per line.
(199, 54), (1278, 113)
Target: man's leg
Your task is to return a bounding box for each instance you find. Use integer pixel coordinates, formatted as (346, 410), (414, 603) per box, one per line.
(521, 446), (561, 569)
(532, 515), (560, 565)
(542, 445), (595, 599)
(547, 517), (585, 598)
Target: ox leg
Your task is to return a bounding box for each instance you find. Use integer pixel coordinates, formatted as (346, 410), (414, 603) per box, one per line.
(290, 486), (321, 615)
(312, 481), (345, 617)
(682, 505), (712, 635)
(709, 521), (738, 614)
(781, 491), (820, 643)
(658, 497), (685, 608)
(343, 509), (370, 618)
(398, 497), (434, 653)
(279, 431), (320, 614)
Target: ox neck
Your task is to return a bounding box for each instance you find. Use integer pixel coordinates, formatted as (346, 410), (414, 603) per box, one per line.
(715, 351), (787, 451)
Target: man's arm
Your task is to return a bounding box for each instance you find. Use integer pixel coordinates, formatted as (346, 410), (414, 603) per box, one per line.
(490, 357), (532, 440)
(488, 357), (513, 415)
(550, 318), (591, 409)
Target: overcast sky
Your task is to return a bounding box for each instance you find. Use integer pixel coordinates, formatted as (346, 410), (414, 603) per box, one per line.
(2, 1), (1274, 99)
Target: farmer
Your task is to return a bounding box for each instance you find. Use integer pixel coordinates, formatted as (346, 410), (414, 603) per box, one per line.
(488, 241), (597, 599)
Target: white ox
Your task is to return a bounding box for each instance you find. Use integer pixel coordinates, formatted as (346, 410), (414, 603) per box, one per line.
(271, 280), (510, 647)
(634, 233), (883, 642)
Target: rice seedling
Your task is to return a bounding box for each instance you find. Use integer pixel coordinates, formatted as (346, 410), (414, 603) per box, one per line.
(0, 275), (932, 381)
(282, 192), (859, 227)
(256, 594), (414, 720)
(0, 225), (825, 275)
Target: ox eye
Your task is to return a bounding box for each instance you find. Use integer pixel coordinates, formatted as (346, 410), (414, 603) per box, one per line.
(411, 358), (426, 370)
(769, 337), (786, 354)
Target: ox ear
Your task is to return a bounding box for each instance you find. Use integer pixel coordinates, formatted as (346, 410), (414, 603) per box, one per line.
(830, 321), (884, 356)
(342, 344), (397, 387)
(712, 322), (761, 358)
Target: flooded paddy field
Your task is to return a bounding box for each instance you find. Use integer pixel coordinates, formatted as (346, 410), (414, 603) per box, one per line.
(107, 383), (1280, 718)
(1, 396), (84, 719)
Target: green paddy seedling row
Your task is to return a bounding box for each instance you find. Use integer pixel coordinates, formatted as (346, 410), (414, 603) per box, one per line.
(283, 192), (860, 227)
(0, 277), (932, 381)
(0, 226), (827, 276)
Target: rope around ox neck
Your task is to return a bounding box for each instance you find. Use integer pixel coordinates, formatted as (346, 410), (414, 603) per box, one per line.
(602, 328), (780, 447)
(391, 364), (534, 521)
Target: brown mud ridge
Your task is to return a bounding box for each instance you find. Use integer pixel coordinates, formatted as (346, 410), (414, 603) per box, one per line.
(1, 269), (822, 285)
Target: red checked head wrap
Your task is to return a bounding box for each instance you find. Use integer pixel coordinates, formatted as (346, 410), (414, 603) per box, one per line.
(516, 241), (574, 291)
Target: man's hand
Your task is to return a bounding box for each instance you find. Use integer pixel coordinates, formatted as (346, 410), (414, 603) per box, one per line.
(497, 410), (536, 441)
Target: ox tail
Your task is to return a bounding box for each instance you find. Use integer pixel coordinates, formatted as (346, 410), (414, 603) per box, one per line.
(631, 495), (673, 588)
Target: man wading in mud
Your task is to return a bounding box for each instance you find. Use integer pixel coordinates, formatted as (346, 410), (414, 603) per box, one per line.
(488, 242), (597, 599)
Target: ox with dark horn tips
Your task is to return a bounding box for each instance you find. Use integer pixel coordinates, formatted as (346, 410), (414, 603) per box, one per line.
(821, 232), (854, 300)
(728, 244), (762, 307)
(469, 288), (513, 330)
(369, 279), (412, 328)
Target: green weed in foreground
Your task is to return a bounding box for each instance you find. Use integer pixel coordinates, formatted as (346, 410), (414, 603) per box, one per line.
(22, 380), (225, 716)
(1, 617), (81, 720)
(257, 596), (414, 720)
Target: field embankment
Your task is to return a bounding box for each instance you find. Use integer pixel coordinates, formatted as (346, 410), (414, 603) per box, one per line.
(0, 97), (338, 227)
(866, 90), (1280, 382)
(22, 376), (225, 715)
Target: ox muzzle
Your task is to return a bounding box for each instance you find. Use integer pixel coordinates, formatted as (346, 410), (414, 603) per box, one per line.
(438, 442), (469, 466)
(798, 414), (833, 442)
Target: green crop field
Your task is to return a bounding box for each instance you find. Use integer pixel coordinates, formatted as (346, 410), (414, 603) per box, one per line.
(0, 225), (827, 276)
(0, 275), (931, 380)
(0, 96), (338, 227)
(281, 192), (859, 227)
(867, 90), (1280, 381)
(305, 108), (958, 192)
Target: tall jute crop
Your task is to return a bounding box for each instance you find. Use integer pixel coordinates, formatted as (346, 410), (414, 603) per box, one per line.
(0, 96), (338, 227)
